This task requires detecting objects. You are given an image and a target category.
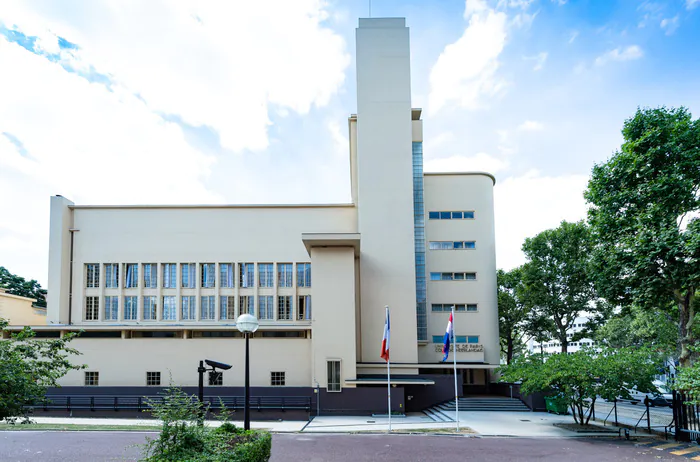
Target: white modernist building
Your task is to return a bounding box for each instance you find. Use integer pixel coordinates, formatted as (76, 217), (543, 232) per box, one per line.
(526, 316), (597, 355)
(33, 18), (499, 413)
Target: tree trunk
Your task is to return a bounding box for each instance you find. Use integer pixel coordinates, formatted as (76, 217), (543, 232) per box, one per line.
(560, 335), (568, 354)
(506, 338), (514, 365)
(677, 290), (696, 367)
(585, 398), (595, 425)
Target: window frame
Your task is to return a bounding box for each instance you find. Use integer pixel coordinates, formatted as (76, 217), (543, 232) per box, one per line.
(124, 296), (138, 320)
(270, 371), (286, 386)
(162, 296), (177, 320)
(181, 263), (196, 289)
(201, 263), (215, 288)
(219, 295), (236, 320)
(104, 263), (119, 288)
(181, 295), (196, 320)
(84, 371), (99, 386)
(104, 295), (118, 320)
(219, 263), (234, 288)
(143, 296), (157, 321)
(163, 263), (177, 289)
(85, 296), (99, 321)
(277, 263), (293, 288)
(146, 371), (161, 386)
(86, 264), (100, 288)
(258, 263), (274, 288)
(208, 371), (223, 386)
(277, 295), (292, 321)
(143, 263), (158, 289)
(327, 360), (341, 392)
(124, 263), (139, 288)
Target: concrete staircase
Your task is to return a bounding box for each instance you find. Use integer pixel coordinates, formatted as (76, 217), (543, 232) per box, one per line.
(423, 397), (530, 421)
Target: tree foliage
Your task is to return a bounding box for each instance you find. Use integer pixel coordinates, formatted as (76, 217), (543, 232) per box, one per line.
(498, 267), (529, 364)
(499, 347), (661, 424)
(595, 304), (679, 353)
(520, 221), (597, 353)
(585, 106), (700, 366)
(0, 318), (84, 421)
(0, 266), (47, 308)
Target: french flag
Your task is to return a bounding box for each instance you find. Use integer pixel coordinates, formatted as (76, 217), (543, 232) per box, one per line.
(442, 311), (453, 362)
(380, 307), (390, 362)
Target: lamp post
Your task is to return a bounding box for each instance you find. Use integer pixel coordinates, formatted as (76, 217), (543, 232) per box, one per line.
(237, 313), (259, 430)
(196, 359), (232, 425)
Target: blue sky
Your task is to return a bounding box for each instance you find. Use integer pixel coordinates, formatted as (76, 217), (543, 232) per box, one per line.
(1, 0), (699, 285)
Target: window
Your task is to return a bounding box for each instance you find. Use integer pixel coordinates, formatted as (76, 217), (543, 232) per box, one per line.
(143, 264), (157, 288)
(297, 263), (311, 288)
(428, 211), (439, 219)
(455, 336), (467, 343)
(124, 296), (138, 320)
(220, 296), (236, 320)
(432, 335), (446, 343)
(431, 304), (443, 312)
(182, 296), (196, 320)
(163, 296), (176, 320)
(86, 264), (100, 288)
(201, 296), (216, 320)
(125, 264), (139, 288)
(219, 263), (234, 288)
(258, 263), (274, 288)
(430, 272), (476, 281)
(278, 296), (292, 320)
(277, 263), (293, 288)
(467, 335), (479, 344)
(85, 296), (99, 321)
(105, 263), (119, 288)
(327, 360), (341, 392)
(208, 371), (223, 386)
(429, 241), (476, 250)
(297, 295), (311, 320)
(258, 295), (274, 320)
(84, 371), (99, 386)
(240, 295), (254, 316)
(239, 263), (254, 288)
(181, 263), (196, 288)
(271, 372), (286, 386)
(146, 371), (161, 386)
(201, 263), (215, 288)
(104, 296), (118, 320)
(466, 304), (478, 312)
(143, 296), (157, 320)
(163, 263), (177, 288)
(428, 211), (475, 220)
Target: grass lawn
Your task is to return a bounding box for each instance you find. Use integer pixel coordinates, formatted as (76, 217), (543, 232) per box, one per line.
(0, 423), (162, 432)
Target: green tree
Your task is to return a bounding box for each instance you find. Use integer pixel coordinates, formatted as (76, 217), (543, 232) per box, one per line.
(499, 347), (661, 425)
(0, 266), (47, 308)
(520, 221), (596, 353)
(596, 305), (678, 352)
(0, 318), (84, 421)
(498, 267), (530, 364)
(585, 106), (700, 367)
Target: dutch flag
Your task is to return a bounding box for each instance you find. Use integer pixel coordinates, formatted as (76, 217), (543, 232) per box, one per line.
(442, 311), (454, 362)
(380, 307), (390, 362)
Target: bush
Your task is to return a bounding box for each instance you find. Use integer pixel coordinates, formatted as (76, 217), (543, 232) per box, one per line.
(139, 386), (271, 462)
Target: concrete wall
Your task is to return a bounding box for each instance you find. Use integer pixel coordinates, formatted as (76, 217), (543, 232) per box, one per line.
(47, 195), (74, 324)
(0, 289), (46, 326)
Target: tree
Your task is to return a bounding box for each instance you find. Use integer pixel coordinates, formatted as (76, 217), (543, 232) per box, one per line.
(498, 267), (530, 364)
(0, 266), (47, 308)
(595, 304), (678, 353)
(499, 347), (661, 425)
(519, 221), (597, 353)
(0, 318), (84, 421)
(585, 106), (700, 367)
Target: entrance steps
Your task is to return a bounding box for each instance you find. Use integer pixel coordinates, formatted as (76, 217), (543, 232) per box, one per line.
(423, 397), (530, 420)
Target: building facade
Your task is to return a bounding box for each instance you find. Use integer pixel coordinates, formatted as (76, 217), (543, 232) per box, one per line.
(0, 288), (46, 326)
(526, 316), (597, 354)
(33, 18), (499, 412)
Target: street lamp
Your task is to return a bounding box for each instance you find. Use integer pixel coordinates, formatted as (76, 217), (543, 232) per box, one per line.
(197, 359), (232, 425)
(237, 313), (259, 430)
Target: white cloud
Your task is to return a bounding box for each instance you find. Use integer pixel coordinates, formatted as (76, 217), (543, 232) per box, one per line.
(687, 0), (699, 10)
(0, 0), (350, 153)
(660, 16), (680, 35)
(428, 3), (508, 114)
(517, 120), (545, 131)
(594, 45), (643, 66)
(494, 170), (589, 270)
(552, 0), (568, 5)
(524, 52), (548, 71)
(424, 152), (509, 174)
(568, 30), (579, 44)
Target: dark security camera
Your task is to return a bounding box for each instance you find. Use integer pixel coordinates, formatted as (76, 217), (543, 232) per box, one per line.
(205, 359), (232, 370)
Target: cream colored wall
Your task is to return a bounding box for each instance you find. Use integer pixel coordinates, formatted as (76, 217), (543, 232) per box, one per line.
(60, 337), (311, 387)
(421, 173), (499, 365)
(0, 290), (46, 326)
(47, 195), (74, 324)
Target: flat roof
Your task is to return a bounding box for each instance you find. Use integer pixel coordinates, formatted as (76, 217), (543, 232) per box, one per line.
(70, 203), (355, 210)
(424, 172), (496, 185)
(302, 233), (361, 257)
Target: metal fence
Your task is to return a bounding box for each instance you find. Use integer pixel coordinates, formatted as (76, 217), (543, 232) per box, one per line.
(673, 391), (700, 443)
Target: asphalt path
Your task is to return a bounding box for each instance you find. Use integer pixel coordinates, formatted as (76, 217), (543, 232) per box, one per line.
(0, 431), (687, 462)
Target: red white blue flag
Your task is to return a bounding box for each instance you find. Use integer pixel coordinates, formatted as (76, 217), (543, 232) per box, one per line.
(442, 311), (453, 362)
(380, 307), (390, 362)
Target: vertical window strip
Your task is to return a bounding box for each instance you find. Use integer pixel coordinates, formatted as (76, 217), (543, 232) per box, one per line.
(277, 295), (292, 320)
(125, 264), (138, 288)
(104, 264), (119, 288)
(278, 264), (293, 288)
(163, 296), (176, 320)
(219, 264), (233, 288)
(296, 263), (311, 287)
(143, 296), (157, 320)
(327, 360), (341, 392)
(239, 263), (254, 288)
(143, 264), (157, 288)
(163, 264), (176, 288)
(201, 264), (215, 288)
(259, 263), (273, 288)
(104, 296), (118, 320)
(86, 264), (100, 288)
(182, 296), (195, 320)
(124, 296), (138, 320)
(85, 296), (99, 320)
(201, 296), (215, 320)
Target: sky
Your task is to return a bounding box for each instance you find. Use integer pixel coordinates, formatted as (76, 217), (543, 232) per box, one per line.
(1, 0), (700, 287)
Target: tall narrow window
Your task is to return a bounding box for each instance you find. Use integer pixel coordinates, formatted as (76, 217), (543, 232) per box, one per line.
(219, 263), (234, 288)
(201, 264), (215, 288)
(220, 296), (236, 320)
(86, 264), (100, 288)
(327, 360), (341, 392)
(163, 264), (177, 288)
(258, 296), (274, 320)
(143, 296), (157, 320)
(297, 295), (311, 320)
(181, 296), (196, 320)
(258, 263), (274, 288)
(124, 296), (138, 320)
(239, 263), (254, 288)
(296, 263), (311, 288)
(201, 296), (216, 320)
(277, 295), (292, 320)
(162, 296), (176, 320)
(181, 263), (196, 288)
(125, 264), (138, 288)
(239, 296), (254, 316)
(85, 296), (99, 321)
(143, 264), (157, 288)
(105, 264), (119, 288)
(104, 296), (118, 320)
(277, 263), (293, 288)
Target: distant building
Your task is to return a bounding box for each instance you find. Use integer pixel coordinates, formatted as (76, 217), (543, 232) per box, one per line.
(527, 316), (596, 354)
(0, 287), (46, 327)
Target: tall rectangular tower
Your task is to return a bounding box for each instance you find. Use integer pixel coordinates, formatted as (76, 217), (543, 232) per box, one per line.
(356, 18), (418, 364)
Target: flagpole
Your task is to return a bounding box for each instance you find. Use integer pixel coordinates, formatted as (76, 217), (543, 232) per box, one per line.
(452, 306), (460, 432)
(386, 306), (391, 433)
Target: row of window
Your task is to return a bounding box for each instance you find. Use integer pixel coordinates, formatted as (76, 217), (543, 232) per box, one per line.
(85, 262), (312, 290)
(538, 341), (596, 348)
(83, 370), (288, 387)
(429, 211), (475, 220)
(431, 303), (478, 312)
(429, 272), (477, 281)
(428, 241), (476, 250)
(85, 295), (311, 322)
(431, 335), (480, 344)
